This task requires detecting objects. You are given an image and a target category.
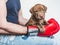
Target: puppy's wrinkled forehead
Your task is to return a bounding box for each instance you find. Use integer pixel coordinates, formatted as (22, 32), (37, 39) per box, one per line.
(33, 4), (47, 12)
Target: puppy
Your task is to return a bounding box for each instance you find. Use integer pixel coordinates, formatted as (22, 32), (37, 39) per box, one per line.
(25, 4), (48, 33)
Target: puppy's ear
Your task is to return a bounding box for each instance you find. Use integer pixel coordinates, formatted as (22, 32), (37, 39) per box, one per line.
(44, 6), (47, 12)
(29, 7), (34, 14)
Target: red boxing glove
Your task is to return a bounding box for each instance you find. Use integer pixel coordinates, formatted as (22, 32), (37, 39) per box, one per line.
(38, 18), (59, 36)
(59, 26), (60, 30)
(27, 26), (39, 36)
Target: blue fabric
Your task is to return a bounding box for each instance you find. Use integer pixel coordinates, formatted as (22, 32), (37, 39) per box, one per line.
(6, 0), (21, 24)
(0, 35), (54, 45)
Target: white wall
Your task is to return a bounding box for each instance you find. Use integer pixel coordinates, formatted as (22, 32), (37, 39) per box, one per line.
(20, 0), (60, 44)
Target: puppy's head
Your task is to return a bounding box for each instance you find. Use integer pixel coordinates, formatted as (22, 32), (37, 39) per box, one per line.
(30, 4), (47, 20)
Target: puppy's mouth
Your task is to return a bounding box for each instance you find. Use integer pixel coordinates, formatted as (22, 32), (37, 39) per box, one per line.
(36, 15), (44, 20)
(40, 16), (44, 19)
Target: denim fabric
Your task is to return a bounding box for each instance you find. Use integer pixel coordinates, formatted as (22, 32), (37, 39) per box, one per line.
(0, 35), (53, 45)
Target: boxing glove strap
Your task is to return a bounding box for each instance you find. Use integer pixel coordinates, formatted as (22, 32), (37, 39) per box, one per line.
(26, 26), (39, 36)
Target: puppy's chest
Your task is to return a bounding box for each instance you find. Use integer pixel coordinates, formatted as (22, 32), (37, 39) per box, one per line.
(29, 19), (44, 25)
(35, 20), (44, 25)
(39, 20), (44, 24)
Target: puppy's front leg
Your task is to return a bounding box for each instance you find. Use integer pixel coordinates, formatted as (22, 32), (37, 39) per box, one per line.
(37, 25), (45, 33)
(43, 20), (49, 25)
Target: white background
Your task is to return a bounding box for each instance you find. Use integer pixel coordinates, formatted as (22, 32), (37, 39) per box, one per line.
(20, 0), (60, 44)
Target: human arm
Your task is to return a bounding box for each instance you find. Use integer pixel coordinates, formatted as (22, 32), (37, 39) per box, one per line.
(0, 0), (40, 36)
(18, 9), (28, 25)
(0, 0), (27, 34)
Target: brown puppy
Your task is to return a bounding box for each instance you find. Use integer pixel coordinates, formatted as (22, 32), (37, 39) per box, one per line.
(25, 4), (48, 33)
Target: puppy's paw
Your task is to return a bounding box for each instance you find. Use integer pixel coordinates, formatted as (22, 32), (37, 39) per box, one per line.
(37, 25), (45, 33)
(39, 28), (45, 33)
